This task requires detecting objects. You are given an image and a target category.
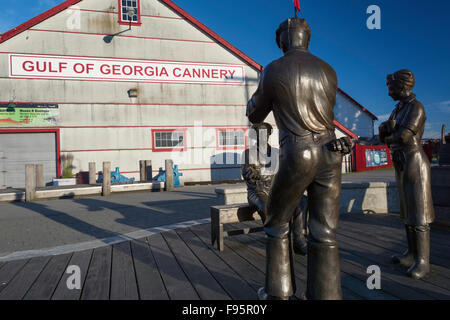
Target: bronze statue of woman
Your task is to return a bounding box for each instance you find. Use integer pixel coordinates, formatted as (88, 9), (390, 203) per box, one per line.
(379, 69), (434, 279)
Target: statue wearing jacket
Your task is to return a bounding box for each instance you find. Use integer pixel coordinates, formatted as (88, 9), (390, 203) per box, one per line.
(380, 69), (434, 280)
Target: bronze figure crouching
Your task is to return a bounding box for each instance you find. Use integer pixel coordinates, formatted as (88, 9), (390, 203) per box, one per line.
(380, 69), (435, 280)
(242, 123), (308, 256)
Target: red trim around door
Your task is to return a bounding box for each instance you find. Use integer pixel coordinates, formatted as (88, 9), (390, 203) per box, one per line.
(0, 128), (61, 178)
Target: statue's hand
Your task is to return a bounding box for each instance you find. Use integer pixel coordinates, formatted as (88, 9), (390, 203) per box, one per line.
(243, 166), (261, 181)
(384, 134), (396, 146)
(327, 137), (353, 155)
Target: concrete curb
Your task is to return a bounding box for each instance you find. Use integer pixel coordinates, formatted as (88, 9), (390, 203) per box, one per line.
(0, 182), (165, 202)
(215, 181), (400, 214)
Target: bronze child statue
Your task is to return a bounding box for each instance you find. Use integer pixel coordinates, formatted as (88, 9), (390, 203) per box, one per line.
(379, 69), (434, 280)
(247, 17), (352, 300)
(242, 122), (308, 255)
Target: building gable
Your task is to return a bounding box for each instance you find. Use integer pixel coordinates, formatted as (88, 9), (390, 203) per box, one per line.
(0, 0), (261, 72)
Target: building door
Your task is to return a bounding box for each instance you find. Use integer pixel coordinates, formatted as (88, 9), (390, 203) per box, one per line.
(0, 132), (57, 189)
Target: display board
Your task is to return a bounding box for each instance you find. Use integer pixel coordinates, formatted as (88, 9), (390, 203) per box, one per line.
(0, 103), (59, 126)
(354, 144), (393, 172)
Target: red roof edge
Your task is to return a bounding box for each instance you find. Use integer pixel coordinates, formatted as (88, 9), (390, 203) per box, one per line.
(337, 88), (378, 121)
(160, 0), (263, 72)
(0, 0), (83, 44)
(0, 0), (375, 124)
(334, 120), (359, 140)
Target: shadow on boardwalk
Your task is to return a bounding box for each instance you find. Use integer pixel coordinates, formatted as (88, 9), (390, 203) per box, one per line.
(0, 213), (449, 300)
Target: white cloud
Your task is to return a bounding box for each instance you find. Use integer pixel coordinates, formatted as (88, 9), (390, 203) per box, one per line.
(38, 0), (60, 8)
(376, 114), (391, 122)
(425, 100), (450, 113)
(438, 101), (450, 113)
(423, 131), (442, 139)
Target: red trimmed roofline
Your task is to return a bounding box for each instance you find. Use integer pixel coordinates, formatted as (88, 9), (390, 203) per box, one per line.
(0, 0), (83, 44)
(334, 120), (359, 140)
(337, 88), (378, 121)
(0, 0), (375, 122)
(160, 0), (263, 72)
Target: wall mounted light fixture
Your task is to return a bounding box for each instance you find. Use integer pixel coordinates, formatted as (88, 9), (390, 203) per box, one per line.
(128, 89), (139, 98)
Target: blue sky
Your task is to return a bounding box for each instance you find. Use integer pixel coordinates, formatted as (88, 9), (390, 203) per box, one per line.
(1, 0), (449, 138)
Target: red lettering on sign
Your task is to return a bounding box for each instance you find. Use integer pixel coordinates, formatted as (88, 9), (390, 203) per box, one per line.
(36, 61), (47, 73)
(192, 68), (201, 78)
(100, 64), (110, 75)
(134, 66), (143, 76)
(229, 70), (236, 79)
(160, 67), (168, 77)
(23, 61), (34, 72)
(59, 62), (68, 73)
(123, 65), (132, 76)
(112, 65), (120, 75)
(173, 68), (182, 77)
(220, 70), (228, 79)
(202, 69), (210, 78)
(183, 68), (192, 78)
(86, 64), (94, 74)
(73, 63), (85, 74)
(48, 62), (58, 73)
(211, 69), (219, 79)
(145, 66), (154, 76)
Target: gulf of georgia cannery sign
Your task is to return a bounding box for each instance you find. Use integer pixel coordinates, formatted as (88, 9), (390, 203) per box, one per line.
(8, 53), (246, 85)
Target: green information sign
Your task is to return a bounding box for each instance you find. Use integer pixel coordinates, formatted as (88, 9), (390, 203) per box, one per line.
(0, 103), (59, 126)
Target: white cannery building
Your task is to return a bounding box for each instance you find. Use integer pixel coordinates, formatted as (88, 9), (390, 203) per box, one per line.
(0, 0), (376, 188)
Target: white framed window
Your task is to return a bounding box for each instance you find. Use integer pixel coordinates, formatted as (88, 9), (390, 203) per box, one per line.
(118, 0), (141, 26)
(152, 129), (187, 152)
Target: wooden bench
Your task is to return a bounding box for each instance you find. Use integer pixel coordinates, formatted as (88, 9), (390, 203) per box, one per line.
(210, 203), (264, 251)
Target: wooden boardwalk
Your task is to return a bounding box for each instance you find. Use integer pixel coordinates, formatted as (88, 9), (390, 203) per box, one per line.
(0, 213), (449, 300)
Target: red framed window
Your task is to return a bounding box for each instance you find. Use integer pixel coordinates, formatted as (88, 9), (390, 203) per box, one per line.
(118, 0), (142, 26)
(216, 128), (247, 150)
(152, 129), (187, 152)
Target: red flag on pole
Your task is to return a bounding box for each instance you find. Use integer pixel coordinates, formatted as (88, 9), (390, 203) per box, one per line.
(294, 0), (301, 12)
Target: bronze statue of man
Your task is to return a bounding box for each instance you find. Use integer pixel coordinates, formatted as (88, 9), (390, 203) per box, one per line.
(246, 18), (351, 300)
(380, 69), (434, 279)
(242, 122), (308, 255)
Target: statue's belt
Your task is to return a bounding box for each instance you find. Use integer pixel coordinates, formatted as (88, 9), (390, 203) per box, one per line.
(280, 130), (336, 147)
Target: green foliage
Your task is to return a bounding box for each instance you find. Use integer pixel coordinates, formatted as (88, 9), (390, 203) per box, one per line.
(61, 154), (74, 179)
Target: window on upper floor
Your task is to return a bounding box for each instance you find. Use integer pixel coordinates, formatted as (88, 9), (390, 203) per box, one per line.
(118, 0), (141, 26)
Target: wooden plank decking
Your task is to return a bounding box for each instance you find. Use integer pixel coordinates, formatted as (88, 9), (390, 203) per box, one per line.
(0, 213), (449, 300)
